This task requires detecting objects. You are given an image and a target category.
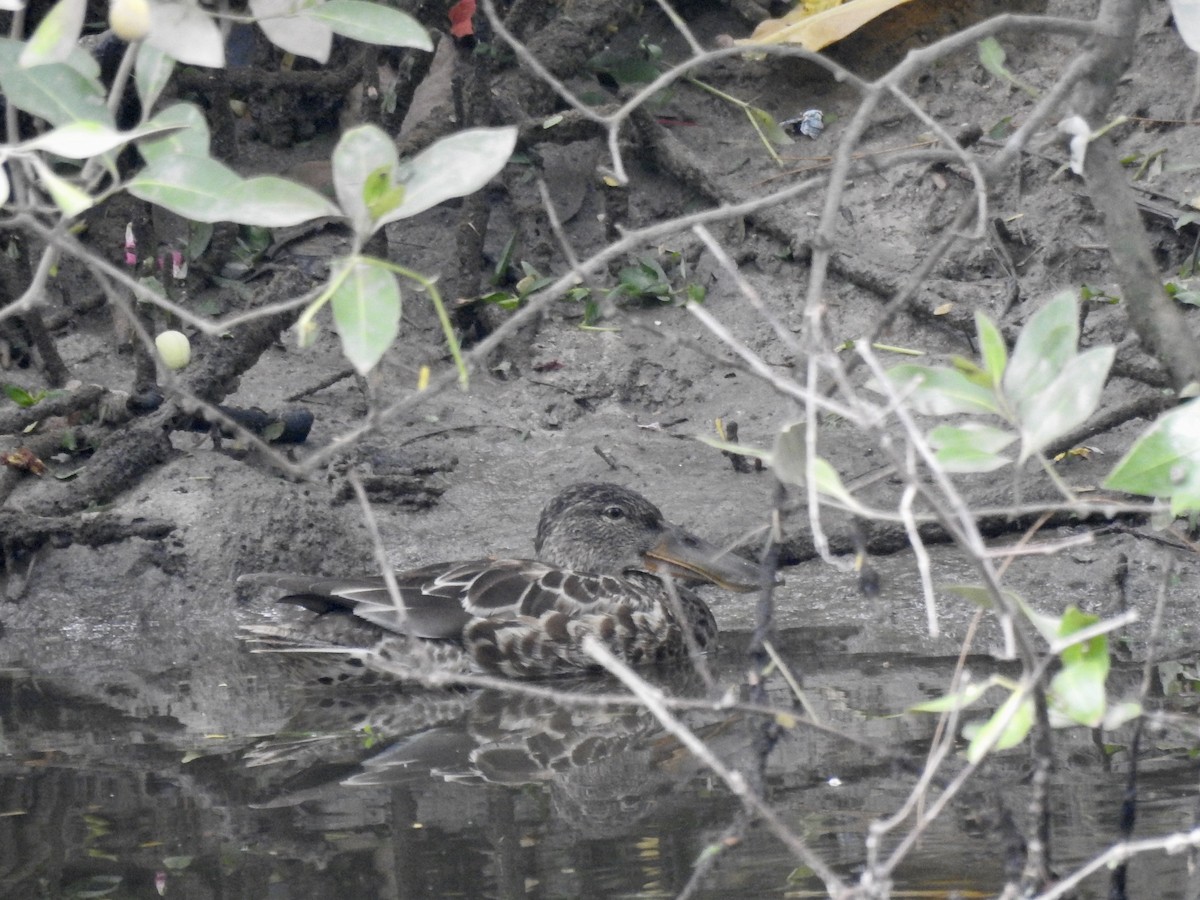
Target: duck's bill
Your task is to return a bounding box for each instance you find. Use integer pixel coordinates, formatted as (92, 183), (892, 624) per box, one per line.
(643, 526), (768, 593)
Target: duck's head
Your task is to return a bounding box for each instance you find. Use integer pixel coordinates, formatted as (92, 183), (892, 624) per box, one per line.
(533, 482), (764, 592)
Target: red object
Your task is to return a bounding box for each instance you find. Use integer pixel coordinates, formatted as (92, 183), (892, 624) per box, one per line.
(448, 0), (475, 38)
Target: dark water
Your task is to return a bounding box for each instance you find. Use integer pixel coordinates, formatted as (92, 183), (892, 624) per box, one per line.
(2, 629), (1199, 899)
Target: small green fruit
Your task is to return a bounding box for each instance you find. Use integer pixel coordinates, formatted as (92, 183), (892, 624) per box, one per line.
(155, 330), (191, 370)
(110, 0), (152, 42)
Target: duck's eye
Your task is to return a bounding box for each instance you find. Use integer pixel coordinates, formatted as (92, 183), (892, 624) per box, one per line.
(602, 505), (626, 521)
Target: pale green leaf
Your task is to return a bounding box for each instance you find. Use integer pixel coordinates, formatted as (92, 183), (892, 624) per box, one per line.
(330, 258), (401, 375)
(1016, 345), (1114, 462)
(810, 457), (858, 508)
(306, 0), (432, 50)
(1105, 397), (1200, 513)
(0, 53), (111, 127)
(977, 36), (1038, 96)
(1102, 701), (1142, 730)
(146, 0), (225, 68)
(378, 127), (517, 226)
(231, 176), (340, 226)
(966, 692), (1034, 762)
(766, 422), (860, 507)
(21, 120), (182, 158)
(908, 679), (994, 714)
(978, 36), (1006, 78)
(748, 105), (791, 145)
(19, 0), (86, 67)
(139, 103), (211, 165)
(975, 310), (1007, 386)
(29, 156), (92, 216)
(1050, 662), (1107, 727)
(0, 34), (97, 82)
(928, 422), (1015, 473)
(1170, 0), (1200, 54)
(769, 420), (807, 487)
(881, 364), (1000, 416)
(251, 0), (332, 62)
(1053, 605), (1110, 727)
(332, 124), (400, 237)
(127, 154), (243, 221)
(1003, 292), (1078, 418)
(134, 42), (176, 113)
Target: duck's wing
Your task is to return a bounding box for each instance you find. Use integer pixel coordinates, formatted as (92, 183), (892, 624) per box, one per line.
(240, 561), (649, 641)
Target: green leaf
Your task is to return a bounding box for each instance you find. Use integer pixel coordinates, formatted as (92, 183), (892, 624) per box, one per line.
(977, 36), (1038, 97)
(977, 36), (1007, 78)
(139, 103), (211, 165)
(130, 153), (338, 225)
(1050, 607), (1108, 727)
(19, 0), (86, 67)
(767, 422), (860, 508)
(1057, 606), (1104, 663)
(769, 420), (808, 487)
(881, 364), (1000, 416)
(1102, 701), (1141, 730)
(0, 35), (98, 78)
(908, 679), (994, 714)
(1015, 345), (1114, 462)
(251, 0), (332, 63)
(1105, 397), (1200, 513)
(615, 263), (669, 298)
(234, 176), (340, 226)
(966, 692), (1034, 762)
(1003, 291), (1078, 419)
(305, 0), (432, 50)
(363, 164), (406, 219)
(928, 422), (1015, 473)
(0, 51), (111, 127)
(21, 120), (182, 158)
(330, 258), (401, 375)
(29, 156), (92, 216)
(377, 127), (517, 227)
(332, 124), (401, 237)
(134, 43), (175, 114)
(975, 311), (1007, 386)
(127, 154), (244, 219)
(747, 105), (792, 145)
(146, 0), (225, 68)
(492, 233), (518, 284)
(3, 384), (39, 406)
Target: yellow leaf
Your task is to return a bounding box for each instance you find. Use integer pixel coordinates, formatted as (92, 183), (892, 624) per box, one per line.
(933, 302), (954, 316)
(738, 0), (917, 51)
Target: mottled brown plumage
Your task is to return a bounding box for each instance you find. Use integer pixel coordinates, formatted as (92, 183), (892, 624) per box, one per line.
(240, 482), (763, 680)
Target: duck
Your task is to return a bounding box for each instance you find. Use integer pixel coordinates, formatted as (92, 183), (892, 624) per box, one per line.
(239, 482), (764, 680)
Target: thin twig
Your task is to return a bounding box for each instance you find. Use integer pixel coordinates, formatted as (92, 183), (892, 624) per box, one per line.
(582, 635), (849, 897)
